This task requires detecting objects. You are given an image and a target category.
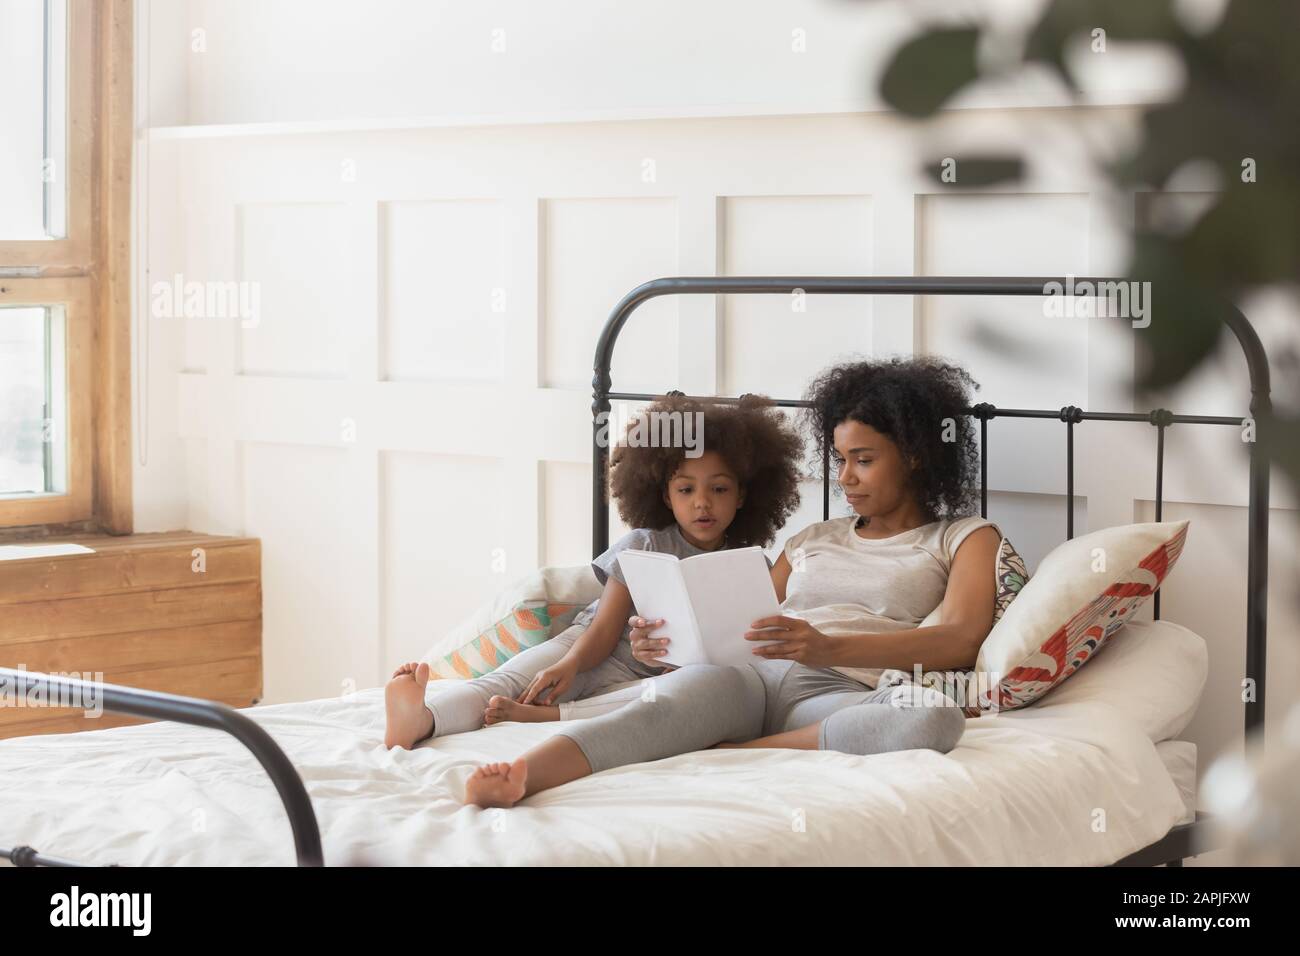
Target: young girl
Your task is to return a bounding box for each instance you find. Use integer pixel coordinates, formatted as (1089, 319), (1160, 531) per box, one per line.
(383, 393), (803, 749)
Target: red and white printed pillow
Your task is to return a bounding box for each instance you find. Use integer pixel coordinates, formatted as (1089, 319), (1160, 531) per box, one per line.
(969, 519), (1190, 715)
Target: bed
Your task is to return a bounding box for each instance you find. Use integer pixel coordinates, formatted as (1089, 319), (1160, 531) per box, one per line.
(0, 617), (1208, 866)
(0, 275), (1271, 867)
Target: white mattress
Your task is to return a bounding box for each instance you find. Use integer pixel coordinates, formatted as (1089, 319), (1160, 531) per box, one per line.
(0, 619), (1207, 866)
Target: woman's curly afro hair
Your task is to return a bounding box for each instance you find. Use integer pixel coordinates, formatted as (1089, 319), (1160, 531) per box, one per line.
(607, 393), (804, 548)
(801, 356), (982, 521)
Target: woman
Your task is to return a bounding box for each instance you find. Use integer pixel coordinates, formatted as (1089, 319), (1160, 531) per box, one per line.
(462, 356), (1003, 808)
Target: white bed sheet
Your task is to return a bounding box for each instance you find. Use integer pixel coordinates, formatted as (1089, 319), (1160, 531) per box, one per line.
(0, 620), (1205, 867)
(1155, 740), (1198, 826)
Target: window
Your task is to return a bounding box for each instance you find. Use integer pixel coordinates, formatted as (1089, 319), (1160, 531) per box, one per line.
(0, 306), (68, 495)
(0, 282), (91, 526)
(0, 0), (66, 241)
(0, 0), (131, 533)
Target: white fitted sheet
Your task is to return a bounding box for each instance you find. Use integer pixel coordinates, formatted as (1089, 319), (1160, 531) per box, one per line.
(1155, 739), (1198, 826)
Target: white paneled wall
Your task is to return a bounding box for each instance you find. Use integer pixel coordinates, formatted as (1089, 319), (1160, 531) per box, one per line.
(721, 195), (874, 399)
(543, 198), (679, 393)
(136, 109), (1297, 805)
(241, 441), (366, 700)
(144, 0), (1191, 128)
(382, 200), (507, 383)
(239, 203), (357, 378)
(919, 193), (1092, 408)
(382, 452), (510, 670)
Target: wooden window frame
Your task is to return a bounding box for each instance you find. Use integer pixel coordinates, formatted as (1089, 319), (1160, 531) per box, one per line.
(0, 278), (93, 526)
(0, 0), (132, 536)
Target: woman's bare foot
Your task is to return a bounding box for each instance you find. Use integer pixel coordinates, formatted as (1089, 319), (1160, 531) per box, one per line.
(384, 661), (435, 749)
(484, 695), (561, 725)
(464, 759), (528, 808)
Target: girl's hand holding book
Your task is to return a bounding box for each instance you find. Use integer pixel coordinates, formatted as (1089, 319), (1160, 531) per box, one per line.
(628, 616), (677, 670)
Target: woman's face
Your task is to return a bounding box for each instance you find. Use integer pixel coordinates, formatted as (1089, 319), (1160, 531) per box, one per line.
(662, 449), (744, 550)
(831, 419), (917, 520)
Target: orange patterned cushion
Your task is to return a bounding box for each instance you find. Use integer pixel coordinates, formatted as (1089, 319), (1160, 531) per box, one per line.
(428, 602), (585, 680)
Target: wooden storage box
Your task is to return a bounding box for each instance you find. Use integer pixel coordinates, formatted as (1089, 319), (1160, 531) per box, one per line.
(0, 532), (262, 739)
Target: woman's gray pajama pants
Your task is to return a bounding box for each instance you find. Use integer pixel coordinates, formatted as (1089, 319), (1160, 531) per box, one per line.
(550, 657), (968, 773)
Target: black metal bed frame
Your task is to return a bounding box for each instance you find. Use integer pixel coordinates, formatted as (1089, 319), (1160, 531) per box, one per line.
(591, 275), (1271, 868)
(0, 670), (324, 867)
(0, 274), (1269, 869)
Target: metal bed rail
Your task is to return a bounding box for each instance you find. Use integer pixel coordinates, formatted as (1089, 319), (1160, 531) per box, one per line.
(0, 667), (323, 867)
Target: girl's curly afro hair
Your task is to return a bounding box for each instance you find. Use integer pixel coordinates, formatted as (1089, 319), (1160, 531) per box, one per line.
(801, 356), (982, 521)
(607, 393), (804, 548)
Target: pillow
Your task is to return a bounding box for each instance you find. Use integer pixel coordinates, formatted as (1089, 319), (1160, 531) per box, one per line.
(420, 564), (603, 679)
(1024, 618), (1208, 741)
(879, 533), (1030, 713)
(992, 535), (1031, 623)
(969, 519), (1190, 715)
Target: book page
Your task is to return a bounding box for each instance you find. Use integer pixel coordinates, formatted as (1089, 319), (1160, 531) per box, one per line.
(679, 547), (783, 666)
(615, 550), (707, 665)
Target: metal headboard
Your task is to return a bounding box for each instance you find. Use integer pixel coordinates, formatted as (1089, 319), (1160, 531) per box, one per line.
(589, 276), (1271, 742)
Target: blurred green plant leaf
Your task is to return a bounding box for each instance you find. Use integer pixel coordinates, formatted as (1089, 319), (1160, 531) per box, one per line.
(879, 27), (981, 117)
(1184, 185), (1300, 288)
(1025, 0), (1187, 81)
(923, 155), (1023, 187)
(1128, 234), (1224, 392)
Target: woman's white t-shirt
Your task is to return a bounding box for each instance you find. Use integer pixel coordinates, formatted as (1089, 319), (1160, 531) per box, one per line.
(780, 514), (1000, 688)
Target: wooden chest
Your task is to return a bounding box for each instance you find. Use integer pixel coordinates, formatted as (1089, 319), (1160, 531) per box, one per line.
(0, 532), (262, 739)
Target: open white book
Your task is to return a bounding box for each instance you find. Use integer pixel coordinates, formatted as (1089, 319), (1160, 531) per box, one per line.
(617, 546), (783, 667)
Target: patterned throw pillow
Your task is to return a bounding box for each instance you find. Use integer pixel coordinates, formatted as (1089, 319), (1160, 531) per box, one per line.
(970, 520), (1189, 716)
(427, 602), (585, 680)
(993, 537), (1030, 624)
(419, 564), (603, 680)
(880, 534), (1031, 713)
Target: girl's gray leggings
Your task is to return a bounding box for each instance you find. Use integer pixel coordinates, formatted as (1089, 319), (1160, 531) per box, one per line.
(551, 658), (968, 774)
(422, 623), (660, 738)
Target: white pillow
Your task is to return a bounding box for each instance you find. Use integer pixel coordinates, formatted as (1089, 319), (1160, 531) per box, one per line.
(973, 519), (1191, 713)
(1027, 618), (1208, 741)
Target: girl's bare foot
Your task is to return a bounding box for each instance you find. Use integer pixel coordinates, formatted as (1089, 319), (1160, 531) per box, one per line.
(464, 759), (528, 808)
(484, 695), (561, 725)
(384, 661), (435, 749)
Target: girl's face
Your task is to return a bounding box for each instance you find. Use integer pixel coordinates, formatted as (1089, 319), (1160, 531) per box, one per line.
(831, 419), (919, 521)
(662, 449), (744, 550)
